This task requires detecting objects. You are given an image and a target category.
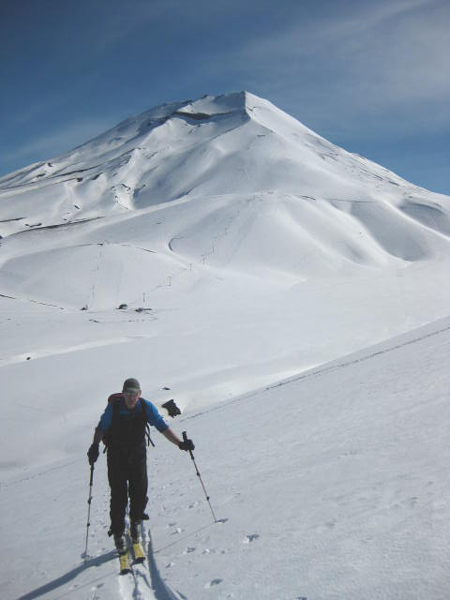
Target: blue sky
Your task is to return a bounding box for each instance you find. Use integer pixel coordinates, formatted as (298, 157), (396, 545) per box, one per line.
(1, 0), (449, 194)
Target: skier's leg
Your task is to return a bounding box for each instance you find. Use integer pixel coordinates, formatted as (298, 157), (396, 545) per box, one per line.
(107, 448), (128, 536)
(129, 445), (148, 524)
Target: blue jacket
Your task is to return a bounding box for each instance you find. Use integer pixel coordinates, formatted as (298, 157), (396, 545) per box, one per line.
(97, 397), (168, 434)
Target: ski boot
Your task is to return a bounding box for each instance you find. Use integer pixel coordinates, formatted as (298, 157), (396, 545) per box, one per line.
(130, 519), (141, 543)
(113, 532), (127, 555)
(129, 519), (145, 562)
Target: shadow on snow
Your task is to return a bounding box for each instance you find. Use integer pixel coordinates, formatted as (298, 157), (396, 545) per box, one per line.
(16, 551), (117, 600)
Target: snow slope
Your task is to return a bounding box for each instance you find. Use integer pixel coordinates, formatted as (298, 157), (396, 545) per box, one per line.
(0, 91), (449, 598)
(2, 318), (449, 599)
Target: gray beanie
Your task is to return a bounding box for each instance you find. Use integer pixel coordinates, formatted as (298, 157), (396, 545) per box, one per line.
(123, 378), (141, 393)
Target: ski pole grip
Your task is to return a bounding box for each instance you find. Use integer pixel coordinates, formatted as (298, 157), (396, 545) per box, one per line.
(182, 431), (188, 442)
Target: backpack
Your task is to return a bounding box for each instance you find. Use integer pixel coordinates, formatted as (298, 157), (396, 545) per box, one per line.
(103, 394), (155, 449)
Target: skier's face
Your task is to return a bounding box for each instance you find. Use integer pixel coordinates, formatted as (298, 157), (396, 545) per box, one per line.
(123, 389), (140, 409)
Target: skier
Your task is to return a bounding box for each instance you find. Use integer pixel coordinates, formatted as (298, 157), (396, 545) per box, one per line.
(87, 377), (194, 554)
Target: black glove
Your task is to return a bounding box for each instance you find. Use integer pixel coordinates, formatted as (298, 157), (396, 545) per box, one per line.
(178, 438), (195, 452)
(87, 443), (99, 465)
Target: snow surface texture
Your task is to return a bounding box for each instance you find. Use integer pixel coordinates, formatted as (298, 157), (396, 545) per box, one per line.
(0, 91), (449, 598)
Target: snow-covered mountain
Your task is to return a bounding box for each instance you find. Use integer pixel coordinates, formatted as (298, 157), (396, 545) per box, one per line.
(1, 87), (449, 445)
(1, 92), (449, 305)
(1, 92), (449, 599)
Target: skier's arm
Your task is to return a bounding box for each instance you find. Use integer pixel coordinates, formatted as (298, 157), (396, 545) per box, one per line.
(87, 426), (104, 464)
(92, 427), (104, 445)
(143, 399), (194, 450)
(88, 403), (113, 462)
(97, 402), (113, 433)
(161, 426), (182, 446)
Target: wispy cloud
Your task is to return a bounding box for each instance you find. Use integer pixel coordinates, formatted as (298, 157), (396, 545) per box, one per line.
(206, 0), (450, 136)
(336, 1), (450, 104)
(3, 116), (115, 166)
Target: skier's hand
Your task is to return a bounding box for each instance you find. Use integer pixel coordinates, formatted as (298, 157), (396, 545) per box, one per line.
(178, 438), (195, 452)
(87, 443), (99, 465)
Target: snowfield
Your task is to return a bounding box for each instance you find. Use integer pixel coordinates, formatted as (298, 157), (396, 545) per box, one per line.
(0, 92), (449, 599)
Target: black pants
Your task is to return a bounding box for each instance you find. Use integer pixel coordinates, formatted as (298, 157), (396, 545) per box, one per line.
(107, 443), (148, 535)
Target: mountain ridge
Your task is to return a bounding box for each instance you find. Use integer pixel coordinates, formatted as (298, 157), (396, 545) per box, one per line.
(0, 91), (436, 198)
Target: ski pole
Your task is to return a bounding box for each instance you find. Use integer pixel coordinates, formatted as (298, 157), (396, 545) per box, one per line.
(183, 431), (218, 523)
(83, 464), (95, 562)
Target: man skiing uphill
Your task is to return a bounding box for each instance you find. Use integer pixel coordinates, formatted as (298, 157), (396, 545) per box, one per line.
(87, 378), (194, 554)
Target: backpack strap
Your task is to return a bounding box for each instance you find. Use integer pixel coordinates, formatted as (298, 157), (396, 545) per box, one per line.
(140, 398), (155, 448)
(109, 393), (122, 429)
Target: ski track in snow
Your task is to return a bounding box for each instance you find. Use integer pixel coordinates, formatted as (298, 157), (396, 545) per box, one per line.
(117, 528), (184, 600)
(13, 503), (184, 600)
(0, 337), (139, 366)
(182, 318), (450, 424)
(145, 530), (185, 600)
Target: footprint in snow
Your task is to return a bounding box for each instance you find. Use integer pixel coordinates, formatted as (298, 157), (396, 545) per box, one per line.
(205, 578), (223, 588)
(202, 547), (230, 555)
(243, 534), (260, 543)
(171, 527), (183, 535)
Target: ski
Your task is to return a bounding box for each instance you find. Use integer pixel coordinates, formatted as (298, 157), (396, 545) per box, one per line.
(118, 551), (132, 574)
(132, 540), (146, 563)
